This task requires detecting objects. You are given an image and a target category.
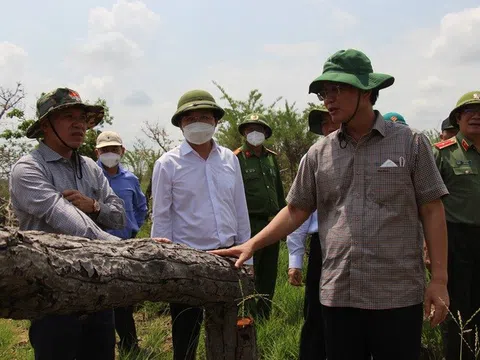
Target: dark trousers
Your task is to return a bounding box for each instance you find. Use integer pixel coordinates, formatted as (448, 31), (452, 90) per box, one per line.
(322, 303), (423, 360)
(170, 302), (204, 360)
(114, 305), (138, 351)
(299, 233), (326, 360)
(251, 216), (280, 320)
(29, 310), (115, 360)
(253, 241), (280, 320)
(443, 222), (480, 360)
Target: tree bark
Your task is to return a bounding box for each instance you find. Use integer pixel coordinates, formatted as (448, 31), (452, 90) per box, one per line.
(0, 227), (254, 320)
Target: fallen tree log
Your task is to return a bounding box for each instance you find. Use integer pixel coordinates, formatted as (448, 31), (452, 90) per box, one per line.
(0, 227), (258, 359)
(0, 227), (254, 320)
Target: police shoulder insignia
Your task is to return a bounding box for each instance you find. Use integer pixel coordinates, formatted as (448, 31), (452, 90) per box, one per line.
(233, 147), (243, 156)
(265, 148), (278, 156)
(434, 137), (457, 150)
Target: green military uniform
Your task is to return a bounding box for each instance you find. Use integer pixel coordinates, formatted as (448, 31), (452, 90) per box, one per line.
(433, 91), (480, 360)
(235, 113), (286, 320)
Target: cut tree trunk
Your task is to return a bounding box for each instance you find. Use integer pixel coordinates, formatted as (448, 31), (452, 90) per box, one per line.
(0, 227), (257, 360)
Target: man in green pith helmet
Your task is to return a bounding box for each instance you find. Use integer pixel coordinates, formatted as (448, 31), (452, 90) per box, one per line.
(383, 111), (408, 126)
(211, 49), (449, 360)
(234, 113), (286, 320)
(433, 91), (480, 360)
(151, 89), (251, 360)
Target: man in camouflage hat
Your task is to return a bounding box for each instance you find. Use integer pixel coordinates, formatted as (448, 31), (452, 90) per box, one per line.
(151, 89), (251, 360)
(433, 91), (480, 360)
(9, 88), (126, 359)
(234, 113), (286, 320)
(212, 49), (449, 359)
(440, 117), (458, 140)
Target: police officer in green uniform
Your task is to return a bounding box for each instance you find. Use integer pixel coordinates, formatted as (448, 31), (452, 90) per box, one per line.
(433, 91), (480, 360)
(234, 113), (286, 320)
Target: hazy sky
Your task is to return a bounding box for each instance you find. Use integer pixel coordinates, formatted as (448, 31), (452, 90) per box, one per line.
(1, 0), (479, 148)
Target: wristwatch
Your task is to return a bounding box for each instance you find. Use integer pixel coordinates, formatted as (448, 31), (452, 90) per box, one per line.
(92, 199), (101, 214)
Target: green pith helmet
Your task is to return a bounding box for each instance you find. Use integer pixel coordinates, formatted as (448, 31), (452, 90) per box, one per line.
(238, 113), (273, 139)
(448, 91), (480, 128)
(308, 49), (394, 94)
(308, 104), (329, 135)
(26, 88), (104, 139)
(383, 112), (408, 126)
(171, 89), (225, 127)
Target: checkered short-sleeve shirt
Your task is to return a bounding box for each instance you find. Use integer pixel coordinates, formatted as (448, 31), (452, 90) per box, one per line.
(287, 113), (448, 309)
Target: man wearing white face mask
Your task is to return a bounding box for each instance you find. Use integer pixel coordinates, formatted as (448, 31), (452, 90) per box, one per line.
(234, 113), (286, 320)
(150, 89), (251, 360)
(95, 131), (148, 354)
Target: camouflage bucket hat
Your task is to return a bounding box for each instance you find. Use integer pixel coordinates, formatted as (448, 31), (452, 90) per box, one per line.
(308, 104), (329, 135)
(383, 112), (408, 126)
(26, 88), (104, 139)
(308, 49), (395, 94)
(171, 89), (225, 127)
(448, 91), (480, 128)
(238, 113), (273, 139)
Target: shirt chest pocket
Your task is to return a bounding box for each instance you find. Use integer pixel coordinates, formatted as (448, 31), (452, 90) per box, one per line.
(365, 167), (412, 206)
(452, 165), (478, 176)
(213, 165), (236, 193)
(117, 189), (134, 211)
(243, 169), (260, 181)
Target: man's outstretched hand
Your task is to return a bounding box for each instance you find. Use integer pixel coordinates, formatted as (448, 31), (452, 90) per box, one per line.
(208, 242), (254, 268)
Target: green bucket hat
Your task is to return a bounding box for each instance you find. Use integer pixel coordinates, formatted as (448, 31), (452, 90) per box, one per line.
(238, 113), (273, 139)
(448, 91), (480, 128)
(308, 49), (395, 94)
(308, 105), (329, 135)
(26, 88), (104, 139)
(171, 89), (225, 127)
(383, 112), (408, 126)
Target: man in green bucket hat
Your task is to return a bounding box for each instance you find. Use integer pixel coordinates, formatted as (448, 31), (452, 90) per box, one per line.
(433, 91), (480, 360)
(9, 88), (126, 359)
(151, 89), (251, 360)
(233, 113), (286, 321)
(211, 49), (450, 360)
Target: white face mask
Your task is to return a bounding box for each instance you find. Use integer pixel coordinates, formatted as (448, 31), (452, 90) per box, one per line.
(246, 131), (265, 146)
(183, 122), (216, 145)
(99, 153), (121, 168)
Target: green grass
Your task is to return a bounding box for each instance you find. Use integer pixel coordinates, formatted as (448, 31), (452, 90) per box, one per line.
(0, 231), (446, 359)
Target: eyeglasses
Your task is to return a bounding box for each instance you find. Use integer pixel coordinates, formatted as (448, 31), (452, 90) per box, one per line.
(462, 106), (480, 114)
(316, 85), (344, 102)
(182, 115), (215, 124)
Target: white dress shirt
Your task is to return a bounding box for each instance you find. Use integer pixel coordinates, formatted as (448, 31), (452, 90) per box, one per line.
(151, 140), (252, 264)
(286, 211), (318, 269)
